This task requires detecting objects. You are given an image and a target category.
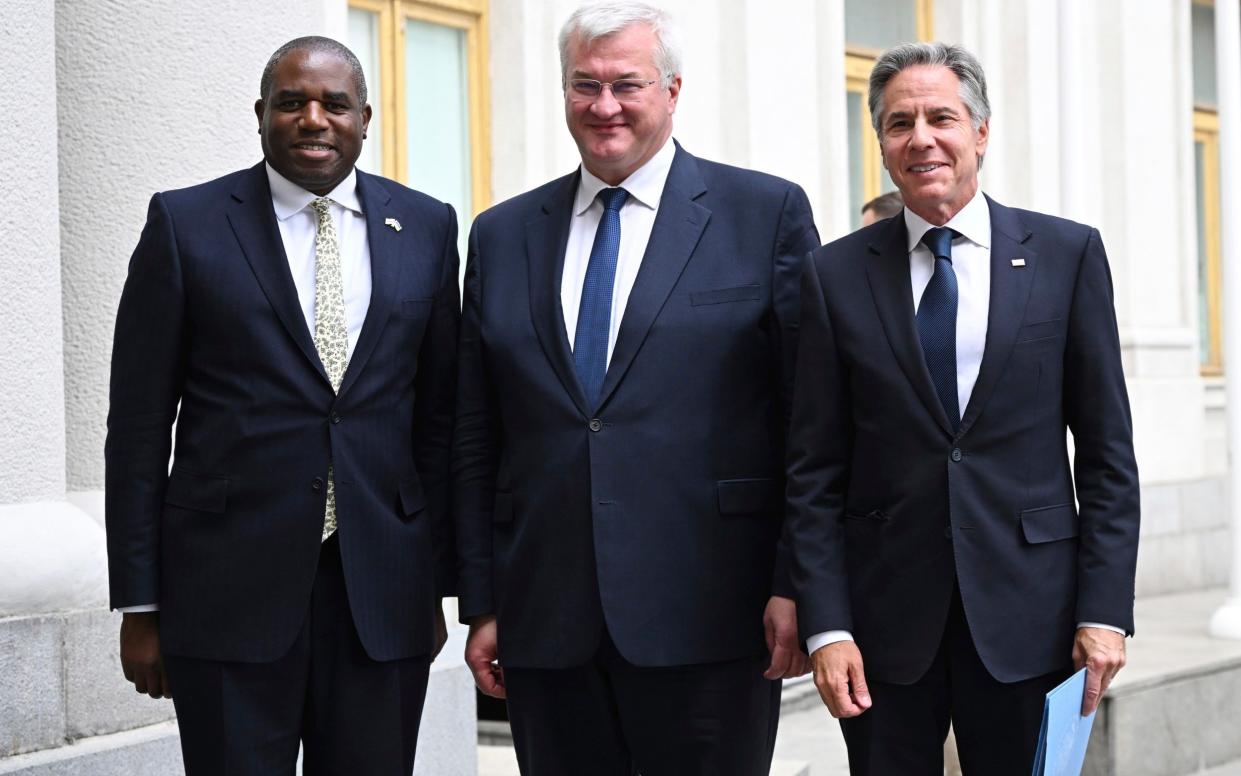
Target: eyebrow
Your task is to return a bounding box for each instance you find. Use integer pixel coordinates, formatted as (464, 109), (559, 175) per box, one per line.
(570, 70), (644, 80)
(272, 89), (353, 103)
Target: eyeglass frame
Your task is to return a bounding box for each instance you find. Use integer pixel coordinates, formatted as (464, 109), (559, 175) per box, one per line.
(565, 78), (661, 102)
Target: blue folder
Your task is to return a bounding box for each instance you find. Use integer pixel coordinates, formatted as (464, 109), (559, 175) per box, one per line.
(1031, 667), (1097, 775)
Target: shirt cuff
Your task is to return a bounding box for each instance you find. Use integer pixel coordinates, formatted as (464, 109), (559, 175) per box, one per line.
(1077, 621), (1125, 635)
(807, 630), (854, 654)
(117, 604), (160, 613)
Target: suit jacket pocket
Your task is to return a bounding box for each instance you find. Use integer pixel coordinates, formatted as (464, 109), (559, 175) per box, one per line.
(717, 478), (775, 516)
(493, 492), (514, 524)
(399, 298), (434, 318)
(164, 469), (228, 513)
(1015, 318), (1063, 343)
(399, 476), (426, 518)
(690, 284), (761, 306)
(1020, 503), (1079, 543)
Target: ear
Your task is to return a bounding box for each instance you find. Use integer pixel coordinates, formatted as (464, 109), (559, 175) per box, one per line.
(666, 74), (682, 114)
(254, 99), (265, 129)
(361, 103), (373, 135)
(974, 118), (990, 158)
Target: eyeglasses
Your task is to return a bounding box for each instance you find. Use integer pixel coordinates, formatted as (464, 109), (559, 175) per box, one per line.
(567, 78), (659, 102)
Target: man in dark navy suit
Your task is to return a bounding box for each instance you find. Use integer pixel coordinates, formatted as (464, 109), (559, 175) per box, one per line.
(453, 2), (818, 774)
(787, 42), (1140, 774)
(105, 36), (458, 775)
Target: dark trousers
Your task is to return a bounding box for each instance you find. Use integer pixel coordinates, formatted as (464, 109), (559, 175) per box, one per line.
(840, 587), (1071, 775)
(164, 534), (431, 776)
(504, 629), (781, 776)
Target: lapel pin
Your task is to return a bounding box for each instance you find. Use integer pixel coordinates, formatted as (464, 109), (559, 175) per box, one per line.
(1011, 258), (1026, 267)
(385, 217), (402, 232)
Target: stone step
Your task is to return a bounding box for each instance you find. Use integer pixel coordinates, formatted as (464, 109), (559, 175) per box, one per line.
(0, 721), (182, 776)
(1084, 589), (1241, 776)
(479, 745), (809, 775)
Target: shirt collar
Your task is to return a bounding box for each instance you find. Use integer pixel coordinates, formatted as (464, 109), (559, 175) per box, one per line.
(902, 189), (991, 253)
(266, 162), (363, 221)
(573, 137), (676, 216)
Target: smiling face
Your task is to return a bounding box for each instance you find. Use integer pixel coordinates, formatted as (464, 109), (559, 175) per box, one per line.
(255, 48), (371, 195)
(877, 64), (988, 225)
(564, 23), (680, 185)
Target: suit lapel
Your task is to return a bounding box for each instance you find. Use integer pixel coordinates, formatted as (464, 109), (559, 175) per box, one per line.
(596, 147), (709, 409)
(526, 172), (589, 415)
(227, 163), (329, 385)
(864, 217), (955, 437)
(957, 197), (1037, 436)
(336, 171), (403, 398)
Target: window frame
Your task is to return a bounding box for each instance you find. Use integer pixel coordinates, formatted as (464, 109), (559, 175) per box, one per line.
(348, 0), (492, 217)
(1195, 107), (1223, 375)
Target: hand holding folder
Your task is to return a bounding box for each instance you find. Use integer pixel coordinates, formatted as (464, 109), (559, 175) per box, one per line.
(1031, 668), (1096, 776)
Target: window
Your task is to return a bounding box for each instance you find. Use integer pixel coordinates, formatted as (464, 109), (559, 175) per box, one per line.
(844, 0), (934, 230)
(1192, 0), (1222, 374)
(348, 0), (491, 237)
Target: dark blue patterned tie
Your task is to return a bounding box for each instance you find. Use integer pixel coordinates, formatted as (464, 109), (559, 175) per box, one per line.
(917, 227), (961, 432)
(574, 187), (629, 408)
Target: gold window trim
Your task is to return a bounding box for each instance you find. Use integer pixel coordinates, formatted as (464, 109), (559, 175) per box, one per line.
(349, 0), (493, 217)
(845, 0), (935, 208)
(1195, 108), (1223, 375)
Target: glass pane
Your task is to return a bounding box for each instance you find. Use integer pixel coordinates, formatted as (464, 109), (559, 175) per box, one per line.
(1195, 139), (1209, 365)
(405, 18), (472, 245)
(1193, 3), (1218, 109)
(348, 8), (383, 175)
(846, 0), (918, 52)
(848, 91), (864, 231)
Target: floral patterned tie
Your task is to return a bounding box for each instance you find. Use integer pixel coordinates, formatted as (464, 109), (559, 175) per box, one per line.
(310, 197), (349, 541)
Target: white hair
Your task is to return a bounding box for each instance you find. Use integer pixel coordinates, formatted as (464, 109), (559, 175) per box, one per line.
(558, 1), (683, 88)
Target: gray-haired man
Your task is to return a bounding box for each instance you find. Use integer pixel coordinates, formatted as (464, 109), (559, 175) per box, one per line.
(786, 42), (1139, 773)
(453, 2), (819, 774)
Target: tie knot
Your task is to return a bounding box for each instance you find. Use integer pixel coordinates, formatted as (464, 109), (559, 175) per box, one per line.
(310, 197), (334, 217)
(598, 187), (629, 213)
(921, 227), (958, 262)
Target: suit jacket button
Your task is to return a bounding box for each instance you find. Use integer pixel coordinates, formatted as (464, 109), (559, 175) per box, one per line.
(331, 413), (342, 424)
(312, 477), (324, 491)
(589, 418), (603, 432)
(944, 526), (953, 539)
(951, 448), (962, 462)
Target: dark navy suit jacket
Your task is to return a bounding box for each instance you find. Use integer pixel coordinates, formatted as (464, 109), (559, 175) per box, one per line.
(105, 162), (459, 663)
(786, 197), (1140, 684)
(453, 145), (819, 669)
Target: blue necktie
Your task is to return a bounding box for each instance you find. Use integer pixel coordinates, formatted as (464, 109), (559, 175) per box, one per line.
(574, 187), (629, 408)
(917, 227), (961, 432)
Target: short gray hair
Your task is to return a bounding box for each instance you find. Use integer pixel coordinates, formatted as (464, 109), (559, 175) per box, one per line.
(868, 42), (990, 137)
(558, 1), (683, 88)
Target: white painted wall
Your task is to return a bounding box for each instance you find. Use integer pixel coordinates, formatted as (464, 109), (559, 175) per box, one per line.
(1, 0), (66, 504)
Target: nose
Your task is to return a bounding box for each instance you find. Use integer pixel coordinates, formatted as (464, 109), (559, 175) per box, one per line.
(909, 116), (934, 148)
(589, 86), (623, 117)
(299, 100), (329, 131)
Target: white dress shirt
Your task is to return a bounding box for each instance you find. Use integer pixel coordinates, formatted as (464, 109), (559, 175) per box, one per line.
(561, 138), (675, 361)
(805, 191), (1121, 654)
(118, 164), (372, 614)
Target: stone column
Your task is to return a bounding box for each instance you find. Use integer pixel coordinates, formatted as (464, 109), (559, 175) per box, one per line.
(1210, 0), (1241, 640)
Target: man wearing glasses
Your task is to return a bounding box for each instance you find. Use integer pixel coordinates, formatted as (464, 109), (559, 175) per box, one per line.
(453, 2), (818, 773)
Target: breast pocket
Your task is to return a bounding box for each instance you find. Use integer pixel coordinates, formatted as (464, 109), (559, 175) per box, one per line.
(1015, 318), (1064, 344)
(690, 284), (761, 307)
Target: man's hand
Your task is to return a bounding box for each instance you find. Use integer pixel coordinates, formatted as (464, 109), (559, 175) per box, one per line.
(120, 612), (170, 699)
(465, 615), (506, 699)
(763, 596), (809, 679)
(1073, 626), (1126, 715)
(432, 604), (449, 659)
(811, 640), (871, 718)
